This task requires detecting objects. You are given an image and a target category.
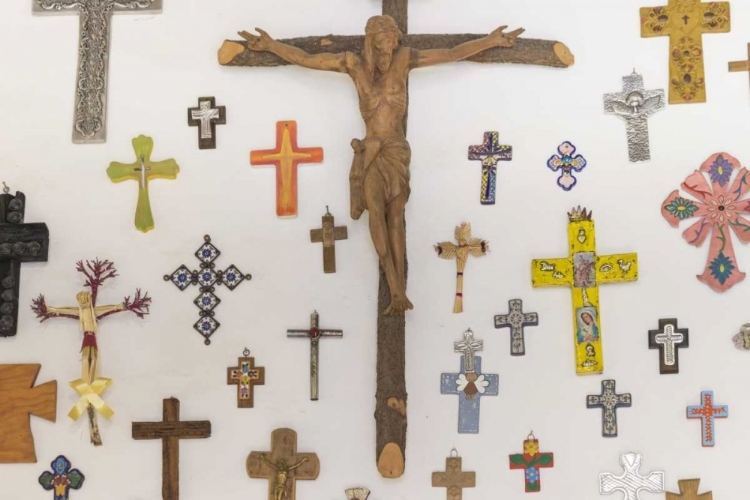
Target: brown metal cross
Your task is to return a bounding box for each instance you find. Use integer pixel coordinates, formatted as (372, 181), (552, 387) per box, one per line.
(431, 454), (476, 500)
(310, 207), (348, 274)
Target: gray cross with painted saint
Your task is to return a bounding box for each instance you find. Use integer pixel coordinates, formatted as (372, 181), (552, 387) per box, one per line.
(648, 318), (689, 375)
(33, 0), (163, 144)
(587, 379), (631, 437)
(599, 453), (664, 500)
(494, 299), (539, 356)
(603, 70), (665, 163)
(287, 311), (343, 401)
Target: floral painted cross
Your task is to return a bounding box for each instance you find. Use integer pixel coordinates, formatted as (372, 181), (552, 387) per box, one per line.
(662, 153), (750, 292)
(38, 455), (85, 500)
(508, 433), (554, 492)
(547, 141), (587, 191)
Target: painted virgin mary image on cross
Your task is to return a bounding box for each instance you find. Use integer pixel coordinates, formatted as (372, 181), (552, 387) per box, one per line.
(576, 307), (599, 343)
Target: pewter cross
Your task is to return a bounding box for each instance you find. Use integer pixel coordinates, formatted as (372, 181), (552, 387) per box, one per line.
(287, 311), (343, 401)
(33, 0), (163, 143)
(603, 71), (665, 163)
(494, 299), (539, 356)
(648, 319), (689, 375)
(454, 329), (482, 374)
(587, 379), (632, 437)
(188, 97), (226, 149)
(600, 453), (664, 500)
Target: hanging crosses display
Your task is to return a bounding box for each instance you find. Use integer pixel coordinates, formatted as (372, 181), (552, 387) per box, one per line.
(227, 348), (265, 408)
(599, 453), (665, 500)
(531, 207), (638, 375)
(435, 222), (489, 313)
(188, 97), (226, 150)
(587, 380), (632, 437)
(432, 449), (476, 500)
(467, 132), (512, 204)
(107, 135), (179, 233)
(547, 141), (587, 190)
(287, 311), (343, 401)
(648, 319), (689, 374)
(31, 259), (151, 446)
(494, 299), (539, 356)
(667, 479), (713, 500)
(686, 390), (728, 447)
(165, 235), (252, 345)
(310, 207), (348, 274)
(662, 153), (750, 292)
(508, 432), (554, 493)
(38, 455), (85, 500)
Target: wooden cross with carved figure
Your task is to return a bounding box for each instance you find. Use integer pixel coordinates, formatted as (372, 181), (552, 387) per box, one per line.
(310, 207), (348, 273)
(531, 207), (638, 375)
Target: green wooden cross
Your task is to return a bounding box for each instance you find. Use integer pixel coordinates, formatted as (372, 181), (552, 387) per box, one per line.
(107, 135), (179, 233)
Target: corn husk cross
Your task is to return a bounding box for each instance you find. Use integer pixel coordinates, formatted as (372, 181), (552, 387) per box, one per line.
(435, 223), (489, 313)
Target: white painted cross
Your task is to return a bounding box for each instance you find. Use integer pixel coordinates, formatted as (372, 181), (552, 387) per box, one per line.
(600, 453), (664, 500)
(33, 0), (163, 144)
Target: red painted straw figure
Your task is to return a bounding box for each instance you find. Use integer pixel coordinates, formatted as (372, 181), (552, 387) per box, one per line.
(31, 259), (151, 445)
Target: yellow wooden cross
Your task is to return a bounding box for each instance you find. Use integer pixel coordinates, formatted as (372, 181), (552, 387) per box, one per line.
(641, 0), (731, 104)
(531, 207), (638, 375)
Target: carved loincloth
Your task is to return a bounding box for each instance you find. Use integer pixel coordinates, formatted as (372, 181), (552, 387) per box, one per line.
(350, 137), (411, 220)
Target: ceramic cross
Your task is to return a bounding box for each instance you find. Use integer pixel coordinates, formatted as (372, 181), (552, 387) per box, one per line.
(532, 207), (638, 375)
(164, 235), (252, 345)
(310, 207), (348, 273)
(640, 0), (731, 104)
(587, 380), (632, 437)
(494, 299), (539, 356)
(508, 432), (554, 493)
(107, 135), (180, 233)
(600, 453), (665, 500)
(666, 479), (713, 500)
(227, 348), (265, 408)
(0, 186), (49, 337)
(251, 121), (324, 218)
(467, 132), (512, 205)
(188, 97), (226, 149)
(603, 71), (665, 163)
(648, 319), (689, 374)
(247, 428), (320, 500)
(31, 259), (151, 446)
(729, 43), (750, 99)
(287, 311), (343, 401)
(432, 451), (476, 500)
(547, 141), (587, 190)
(33, 0), (163, 143)
(687, 390), (728, 447)
(435, 222), (489, 313)
(132, 398), (211, 500)
(732, 323), (750, 350)
(38, 455), (85, 500)
(0, 364), (56, 463)
(345, 487), (370, 500)
(662, 153), (750, 292)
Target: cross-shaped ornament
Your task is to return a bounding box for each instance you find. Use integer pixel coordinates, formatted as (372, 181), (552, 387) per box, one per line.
(667, 479), (713, 500)
(640, 0), (731, 104)
(0, 184), (49, 337)
(247, 428), (320, 500)
(435, 222), (489, 313)
(188, 97), (226, 149)
(432, 450), (476, 500)
(729, 43), (750, 97)
(600, 453), (665, 500)
(603, 71), (665, 163)
(33, 0), (163, 143)
(587, 379), (632, 437)
(287, 311), (343, 401)
(687, 390), (728, 447)
(251, 121), (324, 218)
(132, 398), (211, 500)
(494, 299), (539, 356)
(508, 432), (554, 493)
(310, 207), (348, 274)
(227, 348), (265, 408)
(648, 318), (689, 374)
(467, 132), (512, 205)
(107, 135), (180, 233)
(38, 455), (85, 500)
(0, 364), (57, 463)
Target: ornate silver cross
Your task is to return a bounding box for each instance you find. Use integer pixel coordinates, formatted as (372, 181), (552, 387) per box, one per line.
(494, 299), (539, 356)
(287, 311), (343, 401)
(600, 453), (664, 500)
(648, 319), (689, 374)
(587, 379), (632, 437)
(33, 0), (163, 144)
(454, 328), (482, 374)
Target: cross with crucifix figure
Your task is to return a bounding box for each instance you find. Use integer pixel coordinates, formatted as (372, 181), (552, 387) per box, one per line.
(587, 379), (632, 437)
(218, 0), (574, 477)
(247, 428), (320, 500)
(648, 318), (689, 374)
(600, 453), (665, 500)
(188, 97), (226, 149)
(227, 348), (265, 408)
(0, 185), (49, 337)
(432, 450), (476, 500)
(33, 0), (163, 143)
(729, 43), (750, 98)
(687, 390), (728, 447)
(287, 311), (342, 401)
(132, 398), (211, 500)
(310, 207), (348, 273)
(494, 299), (539, 356)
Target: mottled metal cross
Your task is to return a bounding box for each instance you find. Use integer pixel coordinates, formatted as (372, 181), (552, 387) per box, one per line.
(494, 299), (539, 355)
(587, 379), (632, 437)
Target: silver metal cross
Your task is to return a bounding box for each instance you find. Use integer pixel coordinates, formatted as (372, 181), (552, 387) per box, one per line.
(600, 453), (664, 500)
(33, 0), (163, 144)
(191, 101), (220, 140)
(655, 325), (682, 366)
(648, 319), (689, 375)
(454, 329), (482, 374)
(287, 311), (343, 401)
(603, 70), (665, 163)
(494, 299), (539, 356)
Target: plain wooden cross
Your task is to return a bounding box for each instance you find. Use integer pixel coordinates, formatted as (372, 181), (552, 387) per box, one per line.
(188, 97), (226, 150)
(0, 364), (56, 463)
(494, 299), (539, 356)
(599, 453), (665, 500)
(648, 318), (689, 374)
(728, 43), (750, 97)
(227, 349), (265, 408)
(587, 380), (632, 437)
(247, 428), (320, 500)
(0, 187), (49, 336)
(666, 479), (713, 500)
(132, 398), (211, 500)
(640, 0), (731, 104)
(33, 0), (163, 143)
(432, 453), (476, 500)
(287, 311), (343, 401)
(686, 391), (728, 447)
(310, 207), (348, 273)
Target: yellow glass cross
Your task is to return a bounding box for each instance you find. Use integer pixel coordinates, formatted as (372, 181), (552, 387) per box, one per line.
(531, 208), (638, 375)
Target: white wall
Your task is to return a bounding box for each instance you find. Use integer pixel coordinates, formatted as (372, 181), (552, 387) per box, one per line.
(1, 0), (749, 498)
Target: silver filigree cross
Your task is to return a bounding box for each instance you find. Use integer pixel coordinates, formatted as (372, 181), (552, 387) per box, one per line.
(454, 328), (482, 374)
(33, 0), (163, 144)
(600, 453), (664, 500)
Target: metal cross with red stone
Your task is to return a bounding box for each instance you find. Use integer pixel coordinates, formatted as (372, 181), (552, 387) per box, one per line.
(287, 311), (343, 401)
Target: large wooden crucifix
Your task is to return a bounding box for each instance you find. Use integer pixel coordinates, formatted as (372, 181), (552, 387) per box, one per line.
(219, 0), (574, 478)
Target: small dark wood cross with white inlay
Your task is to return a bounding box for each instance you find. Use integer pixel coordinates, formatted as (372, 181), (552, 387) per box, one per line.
(188, 97), (226, 149)
(648, 318), (689, 375)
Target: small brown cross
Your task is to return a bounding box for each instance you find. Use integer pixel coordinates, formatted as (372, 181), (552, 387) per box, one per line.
(310, 207), (348, 273)
(666, 479), (713, 500)
(431, 452), (476, 500)
(247, 428), (320, 500)
(132, 398), (211, 500)
(227, 348), (265, 408)
(729, 43), (750, 98)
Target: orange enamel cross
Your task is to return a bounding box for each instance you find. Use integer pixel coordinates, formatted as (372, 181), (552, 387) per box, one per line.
(251, 121), (324, 218)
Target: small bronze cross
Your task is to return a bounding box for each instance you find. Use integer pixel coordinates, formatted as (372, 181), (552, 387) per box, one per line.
(431, 451), (476, 500)
(310, 207), (348, 273)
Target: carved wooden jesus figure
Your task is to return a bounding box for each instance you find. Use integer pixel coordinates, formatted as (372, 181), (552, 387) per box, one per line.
(241, 16), (523, 313)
